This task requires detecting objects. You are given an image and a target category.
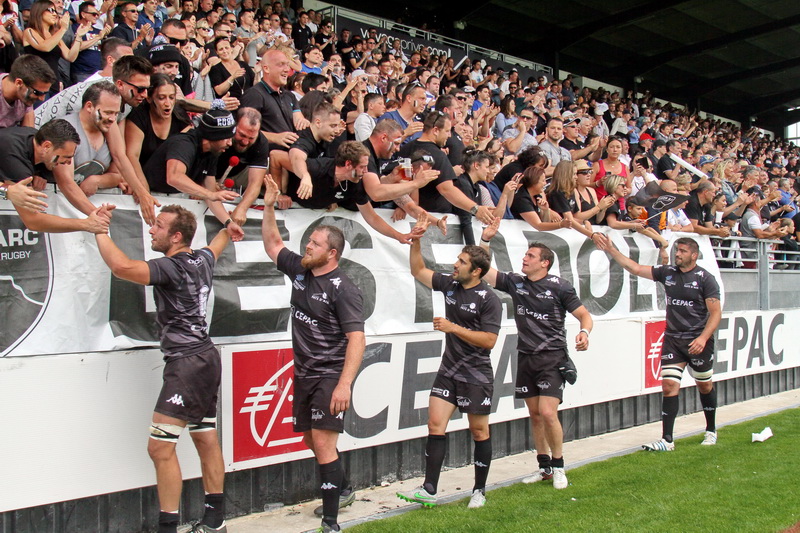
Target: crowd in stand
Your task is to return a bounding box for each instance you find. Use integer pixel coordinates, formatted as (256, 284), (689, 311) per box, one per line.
(1, 0), (799, 268)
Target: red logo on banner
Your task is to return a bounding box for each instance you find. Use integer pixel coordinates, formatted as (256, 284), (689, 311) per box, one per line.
(644, 321), (666, 389)
(232, 348), (306, 462)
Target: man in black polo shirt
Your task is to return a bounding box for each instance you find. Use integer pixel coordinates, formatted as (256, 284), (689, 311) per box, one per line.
(0, 119), (112, 234)
(95, 205), (236, 533)
(144, 110), (245, 240)
(298, 141), (417, 245)
(685, 180), (730, 238)
(480, 222), (593, 491)
(397, 218), (501, 509)
(241, 49), (309, 148)
(261, 177), (363, 533)
(398, 112), (495, 225)
(603, 237), (722, 451)
(655, 139), (681, 181)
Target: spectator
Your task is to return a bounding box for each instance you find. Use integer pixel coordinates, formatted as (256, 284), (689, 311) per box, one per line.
(70, 1), (111, 85)
(538, 117), (572, 172)
(353, 92), (384, 142)
(0, 118), (112, 233)
(629, 152), (657, 195)
(289, 101), (339, 201)
(560, 113), (602, 162)
(684, 179), (731, 239)
(591, 136), (628, 200)
(209, 37), (254, 99)
(0, 54), (56, 128)
(740, 194), (787, 268)
(510, 165), (570, 231)
(574, 159), (614, 225)
(655, 139), (681, 181)
(23, 0), (88, 94)
(777, 178), (798, 219)
(109, 1), (150, 50)
(125, 73), (191, 175)
(377, 82), (424, 144)
(502, 106), (537, 157)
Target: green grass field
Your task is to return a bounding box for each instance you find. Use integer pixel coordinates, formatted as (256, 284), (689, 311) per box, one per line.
(349, 408), (800, 533)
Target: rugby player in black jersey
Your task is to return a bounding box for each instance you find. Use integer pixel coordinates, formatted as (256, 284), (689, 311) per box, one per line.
(261, 174), (365, 533)
(95, 205), (241, 533)
(397, 216), (502, 509)
(603, 237), (722, 451)
(479, 219), (594, 490)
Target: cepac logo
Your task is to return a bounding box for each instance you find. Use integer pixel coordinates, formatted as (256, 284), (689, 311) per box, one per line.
(644, 320), (666, 389)
(0, 214), (51, 356)
(232, 348), (305, 462)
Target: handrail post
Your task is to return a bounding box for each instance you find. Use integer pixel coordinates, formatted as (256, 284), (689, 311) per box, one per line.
(758, 239), (770, 310)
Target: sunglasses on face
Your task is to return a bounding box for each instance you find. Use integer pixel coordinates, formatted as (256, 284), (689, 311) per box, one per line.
(456, 96), (467, 101)
(122, 79), (148, 94)
(86, 11), (100, 16)
(577, 170), (592, 175)
(46, 7), (58, 13)
(168, 37), (188, 45)
(25, 84), (48, 97)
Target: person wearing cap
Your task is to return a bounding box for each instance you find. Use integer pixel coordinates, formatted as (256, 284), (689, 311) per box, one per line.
(143, 109), (245, 240)
(698, 154), (718, 178)
(560, 113), (602, 161)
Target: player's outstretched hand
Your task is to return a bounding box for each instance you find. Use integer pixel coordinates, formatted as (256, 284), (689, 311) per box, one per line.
(575, 330), (589, 351)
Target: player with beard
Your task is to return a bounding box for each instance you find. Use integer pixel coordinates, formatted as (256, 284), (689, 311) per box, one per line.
(397, 217), (502, 509)
(602, 237), (722, 450)
(143, 109), (244, 239)
(260, 174), (366, 533)
(479, 219), (594, 490)
(94, 204), (238, 533)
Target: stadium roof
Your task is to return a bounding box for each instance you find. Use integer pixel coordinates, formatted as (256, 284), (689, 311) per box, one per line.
(329, 0), (800, 133)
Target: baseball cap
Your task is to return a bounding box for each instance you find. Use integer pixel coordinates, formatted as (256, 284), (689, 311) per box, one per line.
(198, 110), (236, 140)
(699, 154), (718, 167)
(639, 132), (655, 141)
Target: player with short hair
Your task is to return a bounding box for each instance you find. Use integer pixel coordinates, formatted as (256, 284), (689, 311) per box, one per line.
(261, 174), (365, 533)
(94, 204), (239, 533)
(397, 217), (502, 509)
(479, 220), (594, 490)
(602, 236), (722, 450)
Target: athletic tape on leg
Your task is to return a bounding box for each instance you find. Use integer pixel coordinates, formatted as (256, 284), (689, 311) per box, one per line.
(150, 423), (185, 442)
(688, 367), (714, 382)
(188, 417), (217, 433)
(661, 364), (684, 383)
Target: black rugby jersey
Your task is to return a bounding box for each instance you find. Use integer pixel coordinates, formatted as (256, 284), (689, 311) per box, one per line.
(431, 273), (502, 385)
(494, 271), (583, 354)
(148, 248), (216, 358)
(651, 264), (720, 339)
(277, 247), (365, 378)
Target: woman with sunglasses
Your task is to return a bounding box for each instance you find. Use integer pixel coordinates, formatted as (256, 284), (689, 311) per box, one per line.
(125, 73), (192, 185)
(546, 160), (610, 244)
(575, 159), (614, 225)
(23, 0), (88, 94)
(209, 37), (254, 99)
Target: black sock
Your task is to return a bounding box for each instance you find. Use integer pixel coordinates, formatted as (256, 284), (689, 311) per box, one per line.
(537, 453), (552, 473)
(339, 453), (351, 495)
(202, 493), (224, 528)
(551, 456), (564, 469)
(423, 434), (447, 495)
(662, 395), (679, 442)
(319, 458), (344, 527)
(157, 511), (179, 533)
(473, 438), (492, 492)
(700, 388), (717, 432)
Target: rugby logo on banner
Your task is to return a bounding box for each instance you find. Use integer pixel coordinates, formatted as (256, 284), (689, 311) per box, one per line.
(232, 348), (305, 462)
(0, 212), (52, 356)
(644, 320), (666, 390)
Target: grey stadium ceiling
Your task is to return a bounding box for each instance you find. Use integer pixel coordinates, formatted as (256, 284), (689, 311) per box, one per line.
(327, 0), (800, 134)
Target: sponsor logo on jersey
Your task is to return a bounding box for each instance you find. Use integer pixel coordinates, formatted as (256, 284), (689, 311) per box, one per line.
(684, 281), (699, 289)
(330, 277), (341, 289)
(517, 305), (525, 316)
(311, 291), (330, 304)
(293, 307), (319, 326)
(514, 283), (529, 295)
(475, 289), (487, 299)
(547, 276), (560, 284)
(460, 302), (477, 313)
(665, 275), (675, 287)
(525, 310), (549, 320)
(166, 394), (185, 406)
(293, 275), (306, 290)
(667, 297), (694, 307)
(536, 290), (554, 300)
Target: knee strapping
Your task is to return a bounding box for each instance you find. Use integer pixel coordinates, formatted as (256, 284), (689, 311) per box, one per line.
(688, 367), (714, 382)
(150, 422), (184, 442)
(188, 417), (217, 433)
(661, 364), (684, 383)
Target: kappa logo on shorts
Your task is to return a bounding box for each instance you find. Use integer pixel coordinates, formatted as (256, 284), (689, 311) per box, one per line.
(537, 380), (551, 390)
(0, 215), (51, 356)
(336, 412), (344, 420)
(481, 397), (491, 406)
(457, 396), (471, 407)
(166, 394), (185, 406)
(311, 408), (324, 421)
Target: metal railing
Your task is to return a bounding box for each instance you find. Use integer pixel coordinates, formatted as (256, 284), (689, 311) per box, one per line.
(317, 5), (553, 74)
(711, 236), (800, 311)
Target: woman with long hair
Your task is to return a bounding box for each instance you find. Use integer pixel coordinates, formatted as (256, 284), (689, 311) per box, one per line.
(23, 0), (87, 92)
(494, 95), (517, 137)
(547, 160), (610, 244)
(209, 37), (255, 99)
(590, 136), (629, 200)
(125, 73), (191, 184)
